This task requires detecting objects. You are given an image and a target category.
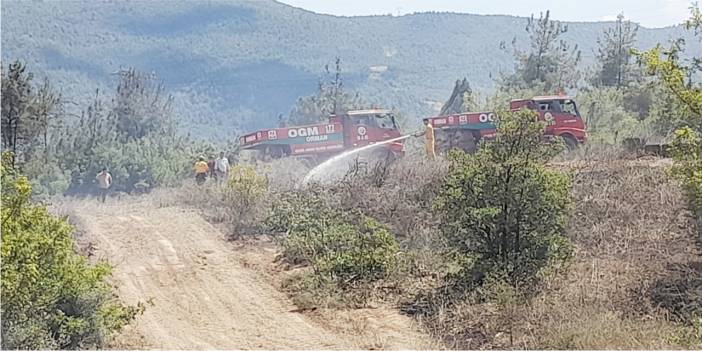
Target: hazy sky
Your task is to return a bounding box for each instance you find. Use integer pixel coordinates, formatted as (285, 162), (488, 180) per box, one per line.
(280, 0), (693, 28)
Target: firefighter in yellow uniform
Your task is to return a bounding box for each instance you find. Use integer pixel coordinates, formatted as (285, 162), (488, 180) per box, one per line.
(193, 156), (209, 185)
(414, 120), (436, 160)
(424, 120), (436, 160)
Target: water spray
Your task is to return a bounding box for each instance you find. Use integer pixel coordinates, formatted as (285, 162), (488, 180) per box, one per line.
(299, 134), (415, 186)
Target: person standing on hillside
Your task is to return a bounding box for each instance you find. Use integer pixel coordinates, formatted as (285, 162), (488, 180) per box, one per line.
(95, 167), (113, 203)
(207, 156), (216, 181)
(415, 119), (436, 160)
(214, 151), (230, 184)
(193, 156), (209, 186)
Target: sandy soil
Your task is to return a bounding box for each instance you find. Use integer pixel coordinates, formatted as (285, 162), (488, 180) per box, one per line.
(66, 199), (430, 349)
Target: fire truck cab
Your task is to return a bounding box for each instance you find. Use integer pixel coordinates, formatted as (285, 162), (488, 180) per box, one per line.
(331, 109), (403, 152)
(510, 95), (587, 148)
(424, 95), (588, 154)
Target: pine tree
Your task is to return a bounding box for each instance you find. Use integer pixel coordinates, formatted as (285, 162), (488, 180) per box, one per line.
(1, 61), (60, 165)
(503, 11), (581, 92)
(435, 108), (573, 288)
(288, 57), (364, 125)
(636, 4), (702, 229)
(595, 13), (639, 88)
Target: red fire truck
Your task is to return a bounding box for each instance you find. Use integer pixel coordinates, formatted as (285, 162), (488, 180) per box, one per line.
(241, 96), (587, 162)
(424, 95), (587, 153)
(240, 109), (404, 162)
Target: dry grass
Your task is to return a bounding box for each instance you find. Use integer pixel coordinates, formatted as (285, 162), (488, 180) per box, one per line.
(146, 158), (311, 238)
(307, 308), (439, 350)
(311, 155), (449, 240)
(231, 236), (438, 350)
(114, 148), (701, 349)
(511, 158), (701, 349)
(149, 181), (262, 236)
(553, 142), (629, 162)
(391, 152), (701, 349)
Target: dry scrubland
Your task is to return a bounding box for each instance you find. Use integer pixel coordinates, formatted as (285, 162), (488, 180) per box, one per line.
(63, 147), (701, 349)
(517, 157), (699, 348)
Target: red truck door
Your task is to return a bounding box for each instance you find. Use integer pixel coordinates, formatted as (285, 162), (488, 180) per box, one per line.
(345, 114), (374, 148)
(534, 99), (586, 144)
(344, 112), (401, 148)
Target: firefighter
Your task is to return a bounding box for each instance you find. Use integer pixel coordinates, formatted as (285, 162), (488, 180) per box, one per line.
(415, 119), (436, 160)
(426, 120), (436, 159)
(193, 156), (209, 185)
(413, 120), (436, 159)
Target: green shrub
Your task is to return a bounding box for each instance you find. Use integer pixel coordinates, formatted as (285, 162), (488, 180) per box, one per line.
(281, 271), (350, 309)
(223, 164), (268, 232)
(311, 218), (399, 284)
(269, 190), (399, 287)
(576, 86), (656, 144)
(1, 153), (139, 349)
(669, 127), (702, 226)
(434, 108), (573, 290)
(268, 190), (338, 260)
(22, 159), (71, 198)
(225, 165), (268, 205)
(669, 317), (702, 348)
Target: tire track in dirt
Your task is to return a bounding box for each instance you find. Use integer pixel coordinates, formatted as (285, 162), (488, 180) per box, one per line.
(68, 201), (353, 349)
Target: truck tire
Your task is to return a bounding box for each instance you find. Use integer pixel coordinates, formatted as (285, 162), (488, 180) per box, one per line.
(435, 129), (476, 154)
(434, 129), (450, 155)
(562, 135), (578, 151)
(456, 130), (477, 154)
(265, 145), (289, 159)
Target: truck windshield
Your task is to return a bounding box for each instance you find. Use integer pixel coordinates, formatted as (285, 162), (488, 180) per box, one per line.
(375, 113), (397, 129)
(562, 99), (580, 117)
(538, 100), (563, 113)
(352, 113), (398, 130)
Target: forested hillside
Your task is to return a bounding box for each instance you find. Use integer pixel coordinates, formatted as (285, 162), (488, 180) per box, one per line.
(2, 0), (699, 137)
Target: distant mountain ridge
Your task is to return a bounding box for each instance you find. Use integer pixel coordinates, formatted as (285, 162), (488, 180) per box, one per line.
(2, 0), (699, 137)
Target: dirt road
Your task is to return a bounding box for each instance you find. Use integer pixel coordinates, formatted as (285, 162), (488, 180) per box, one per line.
(66, 199), (429, 349)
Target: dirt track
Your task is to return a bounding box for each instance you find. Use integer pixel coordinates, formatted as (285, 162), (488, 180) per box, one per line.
(67, 200), (429, 349)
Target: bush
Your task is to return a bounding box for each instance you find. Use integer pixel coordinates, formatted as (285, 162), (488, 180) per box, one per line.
(225, 164), (268, 205)
(434, 108), (573, 290)
(576, 86), (655, 144)
(267, 190), (336, 255)
(669, 317), (702, 348)
(166, 164), (267, 238)
(1, 153), (139, 349)
(269, 190), (399, 293)
(22, 159), (71, 198)
(312, 218), (399, 284)
(669, 127), (702, 226)
(224, 164), (268, 232)
(659, 127), (702, 326)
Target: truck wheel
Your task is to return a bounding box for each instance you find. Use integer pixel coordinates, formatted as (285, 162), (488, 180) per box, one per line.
(562, 135), (578, 151)
(266, 146), (287, 159)
(456, 130), (477, 154)
(436, 129), (454, 155)
(447, 130), (460, 151)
